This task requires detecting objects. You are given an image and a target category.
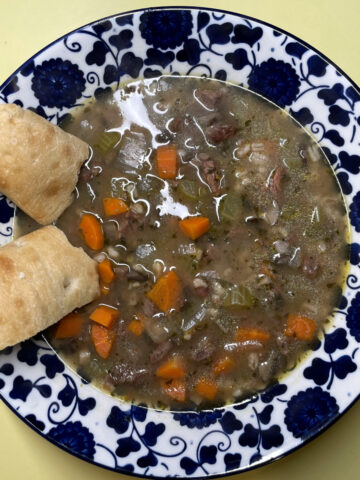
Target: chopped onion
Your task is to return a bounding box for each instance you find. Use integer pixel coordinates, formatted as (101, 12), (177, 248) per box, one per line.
(131, 202), (145, 215)
(242, 177), (252, 186)
(79, 349), (91, 365)
(93, 252), (106, 263)
(258, 351), (277, 382)
(127, 290), (139, 305)
(107, 246), (120, 258)
(307, 144), (320, 162)
(182, 307), (207, 333)
(273, 240), (289, 254)
(234, 143), (250, 159)
(249, 151), (267, 164)
(152, 260), (164, 277)
(318, 241), (327, 253)
(251, 142), (265, 152)
(263, 206), (280, 226)
(248, 352), (259, 370)
(193, 277), (207, 289)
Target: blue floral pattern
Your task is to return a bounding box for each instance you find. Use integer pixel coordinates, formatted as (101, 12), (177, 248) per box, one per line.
(249, 59), (300, 107)
(0, 195), (14, 237)
(139, 11), (193, 49)
(304, 328), (357, 388)
(48, 421), (96, 459)
(31, 58), (86, 109)
(173, 410), (223, 429)
(350, 192), (360, 232)
(284, 387), (339, 439)
(239, 405), (284, 464)
(0, 7), (359, 478)
(346, 292), (360, 341)
(0, 196), (14, 224)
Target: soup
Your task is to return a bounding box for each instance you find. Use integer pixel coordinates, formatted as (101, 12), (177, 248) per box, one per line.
(33, 76), (347, 409)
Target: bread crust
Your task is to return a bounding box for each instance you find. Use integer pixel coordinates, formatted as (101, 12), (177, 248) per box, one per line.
(0, 226), (99, 349)
(0, 104), (89, 224)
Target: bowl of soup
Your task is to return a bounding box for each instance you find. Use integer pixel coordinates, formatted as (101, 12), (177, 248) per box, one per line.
(0, 7), (359, 478)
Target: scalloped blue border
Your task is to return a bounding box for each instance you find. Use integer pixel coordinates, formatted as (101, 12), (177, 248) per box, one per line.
(0, 6), (359, 478)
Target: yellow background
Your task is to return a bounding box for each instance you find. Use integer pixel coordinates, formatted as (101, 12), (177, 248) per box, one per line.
(0, 0), (359, 478)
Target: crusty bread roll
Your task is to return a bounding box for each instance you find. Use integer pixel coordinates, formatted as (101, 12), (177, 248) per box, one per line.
(0, 226), (99, 350)
(0, 103), (89, 225)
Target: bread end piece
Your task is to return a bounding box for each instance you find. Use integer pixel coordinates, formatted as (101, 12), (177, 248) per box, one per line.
(0, 104), (89, 225)
(0, 225), (99, 350)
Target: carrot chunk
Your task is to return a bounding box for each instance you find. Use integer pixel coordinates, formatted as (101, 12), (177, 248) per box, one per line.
(90, 305), (118, 329)
(55, 313), (83, 339)
(147, 270), (183, 313)
(285, 314), (317, 341)
(162, 379), (186, 402)
(128, 318), (144, 336)
(156, 144), (177, 179)
(79, 214), (104, 250)
(235, 328), (270, 343)
(179, 216), (210, 240)
(98, 259), (115, 284)
(156, 357), (185, 380)
(195, 378), (218, 401)
(91, 324), (115, 359)
(103, 197), (129, 216)
(100, 281), (110, 296)
(213, 356), (235, 376)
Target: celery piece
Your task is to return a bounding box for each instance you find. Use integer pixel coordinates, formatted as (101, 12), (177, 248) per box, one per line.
(178, 180), (198, 200)
(223, 285), (255, 309)
(220, 194), (242, 221)
(95, 131), (121, 153)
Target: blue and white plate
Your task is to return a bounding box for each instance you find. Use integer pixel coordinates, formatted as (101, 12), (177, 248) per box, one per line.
(0, 7), (359, 478)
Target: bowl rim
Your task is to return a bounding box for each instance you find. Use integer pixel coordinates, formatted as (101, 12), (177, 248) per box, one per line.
(0, 5), (359, 478)
(1, 6), (359, 100)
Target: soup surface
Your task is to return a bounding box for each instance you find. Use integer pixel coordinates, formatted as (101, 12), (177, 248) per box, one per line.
(26, 76), (348, 409)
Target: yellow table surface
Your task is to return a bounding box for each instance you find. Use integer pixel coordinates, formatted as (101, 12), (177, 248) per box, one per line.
(0, 0), (359, 478)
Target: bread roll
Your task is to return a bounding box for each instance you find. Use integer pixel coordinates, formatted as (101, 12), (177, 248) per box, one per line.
(0, 226), (99, 350)
(0, 103), (89, 225)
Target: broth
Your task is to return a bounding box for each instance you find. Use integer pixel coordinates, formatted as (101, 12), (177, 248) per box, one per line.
(19, 76), (348, 409)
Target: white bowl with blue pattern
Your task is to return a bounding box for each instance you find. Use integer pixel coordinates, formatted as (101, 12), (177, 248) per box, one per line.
(0, 7), (359, 478)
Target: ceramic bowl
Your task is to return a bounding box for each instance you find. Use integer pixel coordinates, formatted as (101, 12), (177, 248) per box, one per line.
(0, 7), (359, 478)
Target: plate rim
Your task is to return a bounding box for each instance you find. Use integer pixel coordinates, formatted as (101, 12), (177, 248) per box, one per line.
(0, 5), (359, 478)
(1, 6), (359, 98)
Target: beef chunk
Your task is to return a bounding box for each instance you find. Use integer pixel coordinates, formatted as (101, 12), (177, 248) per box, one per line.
(108, 364), (148, 385)
(149, 340), (173, 363)
(126, 270), (149, 282)
(143, 297), (157, 317)
(195, 154), (224, 195)
(143, 316), (170, 344)
(191, 337), (216, 362)
(78, 164), (100, 183)
(196, 88), (223, 109)
(269, 166), (285, 202)
(169, 117), (183, 133)
(206, 124), (237, 143)
(103, 221), (122, 242)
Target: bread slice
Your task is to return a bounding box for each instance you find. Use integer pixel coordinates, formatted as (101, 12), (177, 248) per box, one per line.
(0, 226), (99, 350)
(0, 103), (89, 225)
